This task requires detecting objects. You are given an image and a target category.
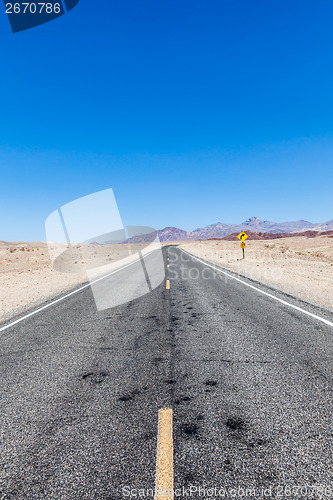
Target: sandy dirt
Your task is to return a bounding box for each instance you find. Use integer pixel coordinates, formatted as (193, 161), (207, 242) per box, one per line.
(1, 236), (332, 323)
(179, 235), (333, 311)
(0, 241), (153, 323)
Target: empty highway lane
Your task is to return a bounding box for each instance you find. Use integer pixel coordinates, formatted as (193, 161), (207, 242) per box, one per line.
(0, 246), (332, 499)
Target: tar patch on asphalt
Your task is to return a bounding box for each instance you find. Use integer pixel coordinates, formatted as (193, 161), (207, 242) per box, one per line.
(225, 417), (245, 431)
(248, 438), (268, 448)
(165, 379), (176, 385)
(181, 422), (199, 437)
(175, 396), (192, 405)
(152, 356), (165, 365)
(183, 472), (198, 484)
(118, 388), (141, 402)
(81, 371), (108, 384)
(205, 380), (218, 387)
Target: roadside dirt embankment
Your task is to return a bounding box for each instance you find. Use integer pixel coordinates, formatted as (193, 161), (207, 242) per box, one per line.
(179, 235), (333, 311)
(0, 242), (152, 323)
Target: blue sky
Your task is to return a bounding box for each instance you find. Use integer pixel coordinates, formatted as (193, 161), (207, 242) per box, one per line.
(0, 0), (333, 240)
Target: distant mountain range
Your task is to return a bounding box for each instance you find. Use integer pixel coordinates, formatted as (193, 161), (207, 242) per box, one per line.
(126, 216), (333, 242)
(187, 216), (333, 240)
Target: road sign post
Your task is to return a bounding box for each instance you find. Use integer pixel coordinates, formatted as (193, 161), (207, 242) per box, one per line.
(237, 232), (248, 259)
(241, 242), (246, 258)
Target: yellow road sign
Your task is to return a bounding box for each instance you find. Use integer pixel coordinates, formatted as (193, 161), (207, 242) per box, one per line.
(240, 242), (246, 249)
(237, 231), (248, 242)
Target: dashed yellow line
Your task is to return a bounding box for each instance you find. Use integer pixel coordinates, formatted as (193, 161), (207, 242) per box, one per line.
(166, 280), (170, 290)
(167, 264), (170, 268)
(155, 408), (174, 499)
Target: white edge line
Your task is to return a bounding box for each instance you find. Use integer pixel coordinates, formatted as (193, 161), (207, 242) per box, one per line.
(0, 249), (158, 333)
(181, 249), (333, 329)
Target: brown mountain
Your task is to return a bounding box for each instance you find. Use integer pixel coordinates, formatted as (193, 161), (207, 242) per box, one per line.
(117, 217), (333, 243)
(221, 230), (333, 241)
(150, 217), (333, 242)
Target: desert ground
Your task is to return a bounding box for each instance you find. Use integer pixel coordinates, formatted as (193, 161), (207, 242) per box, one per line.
(180, 234), (333, 310)
(1, 235), (332, 323)
(0, 241), (154, 323)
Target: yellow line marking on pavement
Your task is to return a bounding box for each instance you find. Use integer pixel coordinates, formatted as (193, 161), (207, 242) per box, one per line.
(167, 264), (170, 268)
(155, 408), (174, 499)
(166, 280), (170, 290)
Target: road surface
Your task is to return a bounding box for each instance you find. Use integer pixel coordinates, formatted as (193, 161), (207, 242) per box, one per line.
(0, 246), (332, 499)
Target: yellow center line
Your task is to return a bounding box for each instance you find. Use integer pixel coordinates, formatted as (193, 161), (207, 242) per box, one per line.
(167, 264), (170, 268)
(166, 279), (170, 290)
(155, 408), (174, 499)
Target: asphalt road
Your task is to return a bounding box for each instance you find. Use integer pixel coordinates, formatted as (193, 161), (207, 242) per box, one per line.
(0, 246), (332, 499)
